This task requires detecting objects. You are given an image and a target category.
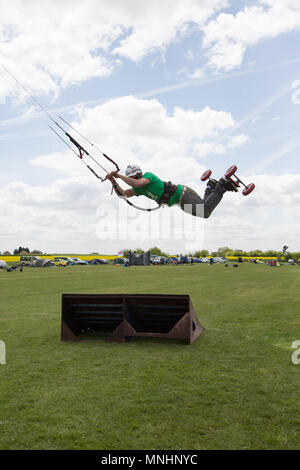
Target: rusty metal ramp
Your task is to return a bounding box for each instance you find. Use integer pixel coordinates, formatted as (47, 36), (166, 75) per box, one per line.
(61, 294), (204, 344)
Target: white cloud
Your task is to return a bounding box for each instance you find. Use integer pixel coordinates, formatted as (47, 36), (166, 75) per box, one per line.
(1, 170), (300, 253)
(0, 0), (227, 98)
(0, 174), (113, 253)
(194, 133), (249, 157)
(203, 0), (300, 71)
(194, 141), (227, 158)
(202, 172), (300, 250)
(1, 0), (300, 102)
(2, 177), (102, 211)
(30, 152), (86, 177)
(187, 68), (205, 79)
(228, 134), (249, 148)
(112, 0), (228, 62)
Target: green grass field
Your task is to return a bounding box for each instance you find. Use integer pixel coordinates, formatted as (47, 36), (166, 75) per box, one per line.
(0, 262), (299, 450)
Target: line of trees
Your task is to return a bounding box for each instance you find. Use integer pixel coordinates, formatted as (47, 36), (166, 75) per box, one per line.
(122, 247), (167, 258)
(13, 247), (30, 255)
(120, 246), (300, 260)
(0, 247), (44, 256)
(207, 247), (300, 260)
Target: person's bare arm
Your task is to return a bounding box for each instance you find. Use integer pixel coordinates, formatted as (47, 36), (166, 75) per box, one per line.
(123, 189), (136, 197)
(117, 174), (149, 188)
(109, 178), (136, 198)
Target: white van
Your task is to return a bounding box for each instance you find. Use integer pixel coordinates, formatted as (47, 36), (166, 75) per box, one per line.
(20, 255), (41, 266)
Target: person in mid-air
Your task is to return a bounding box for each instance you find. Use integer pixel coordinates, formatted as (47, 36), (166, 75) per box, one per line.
(106, 164), (238, 218)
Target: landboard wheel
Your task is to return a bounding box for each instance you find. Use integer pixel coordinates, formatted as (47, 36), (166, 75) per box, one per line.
(225, 165), (237, 178)
(242, 183), (255, 196)
(201, 169), (212, 181)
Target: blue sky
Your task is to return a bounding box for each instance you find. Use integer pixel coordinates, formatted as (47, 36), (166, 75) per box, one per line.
(0, 0), (300, 254)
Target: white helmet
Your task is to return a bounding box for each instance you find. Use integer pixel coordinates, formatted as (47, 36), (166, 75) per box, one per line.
(125, 164), (142, 177)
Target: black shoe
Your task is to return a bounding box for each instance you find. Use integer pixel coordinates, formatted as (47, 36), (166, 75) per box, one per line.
(218, 177), (239, 192)
(207, 178), (218, 189)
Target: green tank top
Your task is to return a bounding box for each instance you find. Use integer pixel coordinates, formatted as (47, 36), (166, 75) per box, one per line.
(132, 172), (183, 207)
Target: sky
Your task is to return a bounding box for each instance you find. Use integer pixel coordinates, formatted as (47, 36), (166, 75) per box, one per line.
(0, 0), (300, 255)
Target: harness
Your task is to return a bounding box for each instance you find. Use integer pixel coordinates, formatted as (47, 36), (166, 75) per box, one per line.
(158, 181), (178, 205)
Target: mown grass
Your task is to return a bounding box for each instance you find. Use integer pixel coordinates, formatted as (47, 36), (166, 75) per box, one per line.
(0, 262), (299, 450)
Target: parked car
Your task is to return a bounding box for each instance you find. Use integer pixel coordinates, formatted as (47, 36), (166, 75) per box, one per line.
(70, 257), (88, 265)
(112, 258), (127, 265)
(88, 258), (109, 265)
(53, 256), (73, 265)
(0, 260), (7, 269)
(20, 255), (41, 266)
(200, 257), (210, 263)
(88, 259), (99, 265)
(152, 256), (168, 265)
(53, 259), (67, 267)
(192, 257), (202, 263)
(167, 257), (178, 264)
(214, 257), (227, 263)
